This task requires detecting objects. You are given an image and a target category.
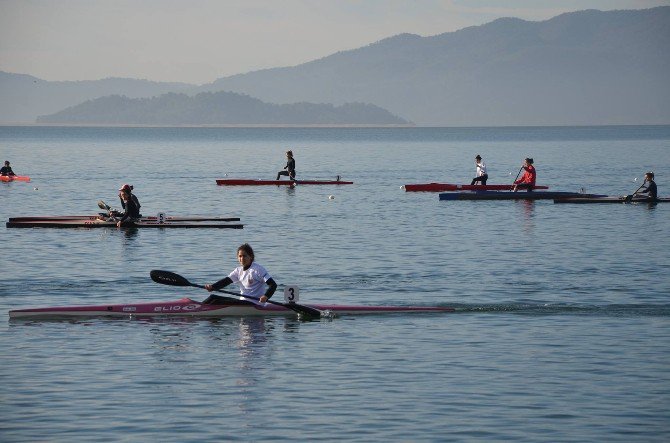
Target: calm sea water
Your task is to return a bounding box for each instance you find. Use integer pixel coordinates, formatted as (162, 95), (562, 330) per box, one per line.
(1, 126), (669, 442)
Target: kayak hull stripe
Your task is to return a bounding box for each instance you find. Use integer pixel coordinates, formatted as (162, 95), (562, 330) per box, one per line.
(405, 183), (548, 192)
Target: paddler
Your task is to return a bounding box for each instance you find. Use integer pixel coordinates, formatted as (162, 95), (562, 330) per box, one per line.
(512, 158), (536, 192)
(470, 154), (488, 185)
(276, 150), (296, 181)
(1, 160), (16, 176)
(635, 172), (658, 201)
(116, 184), (141, 227)
(204, 243), (278, 304)
(118, 184), (141, 217)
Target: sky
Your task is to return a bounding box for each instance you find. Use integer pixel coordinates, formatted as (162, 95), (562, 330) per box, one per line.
(1, 0), (668, 85)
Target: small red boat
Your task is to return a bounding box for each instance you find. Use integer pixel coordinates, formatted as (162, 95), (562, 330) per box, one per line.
(1, 175), (31, 182)
(404, 183), (548, 192)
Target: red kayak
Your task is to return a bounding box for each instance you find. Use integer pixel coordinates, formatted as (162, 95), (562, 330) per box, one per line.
(217, 178), (353, 186)
(1, 175), (31, 182)
(404, 183), (548, 192)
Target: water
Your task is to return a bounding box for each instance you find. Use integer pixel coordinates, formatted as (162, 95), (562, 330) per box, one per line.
(1, 126), (669, 442)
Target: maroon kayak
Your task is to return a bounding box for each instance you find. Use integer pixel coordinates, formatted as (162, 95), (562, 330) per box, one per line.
(404, 183), (549, 192)
(9, 297), (454, 319)
(217, 178), (353, 186)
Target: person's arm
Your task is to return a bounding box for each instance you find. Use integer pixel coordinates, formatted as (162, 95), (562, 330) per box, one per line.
(260, 278), (277, 302)
(206, 276), (233, 291)
(117, 204), (131, 225)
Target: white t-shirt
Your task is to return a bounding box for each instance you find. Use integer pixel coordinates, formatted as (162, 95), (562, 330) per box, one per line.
(476, 161), (487, 176)
(228, 262), (272, 297)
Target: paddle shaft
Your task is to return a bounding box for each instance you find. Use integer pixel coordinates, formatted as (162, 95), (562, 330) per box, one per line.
(511, 166), (524, 191)
(626, 179), (647, 201)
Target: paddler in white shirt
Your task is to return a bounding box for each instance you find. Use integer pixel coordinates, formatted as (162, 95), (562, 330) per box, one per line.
(204, 243), (278, 304)
(470, 154), (488, 185)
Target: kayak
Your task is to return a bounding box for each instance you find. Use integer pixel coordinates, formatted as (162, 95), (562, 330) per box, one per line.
(216, 178), (353, 186)
(6, 219), (244, 229)
(439, 191), (606, 201)
(0, 175), (31, 182)
(8, 297), (454, 319)
(554, 196), (669, 204)
(404, 183), (549, 192)
(8, 214), (241, 222)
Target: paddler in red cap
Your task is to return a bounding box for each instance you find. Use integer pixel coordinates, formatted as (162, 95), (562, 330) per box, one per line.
(116, 184), (141, 227)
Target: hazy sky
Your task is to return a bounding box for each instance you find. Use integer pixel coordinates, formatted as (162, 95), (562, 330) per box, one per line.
(1, 0), (668, 84)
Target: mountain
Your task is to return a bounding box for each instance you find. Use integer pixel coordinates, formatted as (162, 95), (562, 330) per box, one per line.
(35, 91), (409, 125)
(3, 7), (669, 126)
(197, 7), (670, 126)
(0, 72), (194, 123)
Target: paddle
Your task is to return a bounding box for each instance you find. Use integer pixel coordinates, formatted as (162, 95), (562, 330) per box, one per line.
(511, 166), (523, 191)
(149, 270), (323, 318)
(624, 179), (646, 202)
(97, 200), (117, 220)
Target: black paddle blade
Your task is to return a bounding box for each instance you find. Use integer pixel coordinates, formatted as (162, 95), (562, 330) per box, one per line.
(150, 270), (192, 287)
(98, 200), (110, 210)
(292, 304), (323, 318)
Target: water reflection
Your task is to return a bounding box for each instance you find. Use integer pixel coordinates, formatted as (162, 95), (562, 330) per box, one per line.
(515, 200), (535, 233)
(122, 227), (139, 240)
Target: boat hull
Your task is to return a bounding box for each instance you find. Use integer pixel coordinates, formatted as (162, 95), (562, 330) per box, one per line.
(216, 178), (353, 186)
(405, 183), (548, 192)
(1, 175), (31, 182)
(439, 191), (605, 201)
(8, 215), (241, 222)
(9, 297), (454, 319)
(554, 196), (669, 204)
(6, 219), (243, 228)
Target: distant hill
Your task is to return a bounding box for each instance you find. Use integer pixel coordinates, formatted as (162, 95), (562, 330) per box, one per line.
(3, 7), (669, 126)
(0, 72), (193, 123)
(198, 7), (670, 126)
(36, 91), (409, 125)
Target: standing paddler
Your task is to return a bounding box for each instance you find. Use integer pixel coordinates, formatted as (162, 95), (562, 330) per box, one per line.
(276, 150), (296, 181)
(470, 154), (488, 185)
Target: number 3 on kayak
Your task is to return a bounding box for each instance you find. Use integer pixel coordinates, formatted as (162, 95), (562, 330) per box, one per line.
(284, 286), (299, 303)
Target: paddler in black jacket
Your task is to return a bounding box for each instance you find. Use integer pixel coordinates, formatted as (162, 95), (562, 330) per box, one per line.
(1, 160), (15, 176)
(117, 185), (141, 227)
(636, 172), (658, 201)
(276, 150), (296, 181)
(118, 184), (141, 215)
